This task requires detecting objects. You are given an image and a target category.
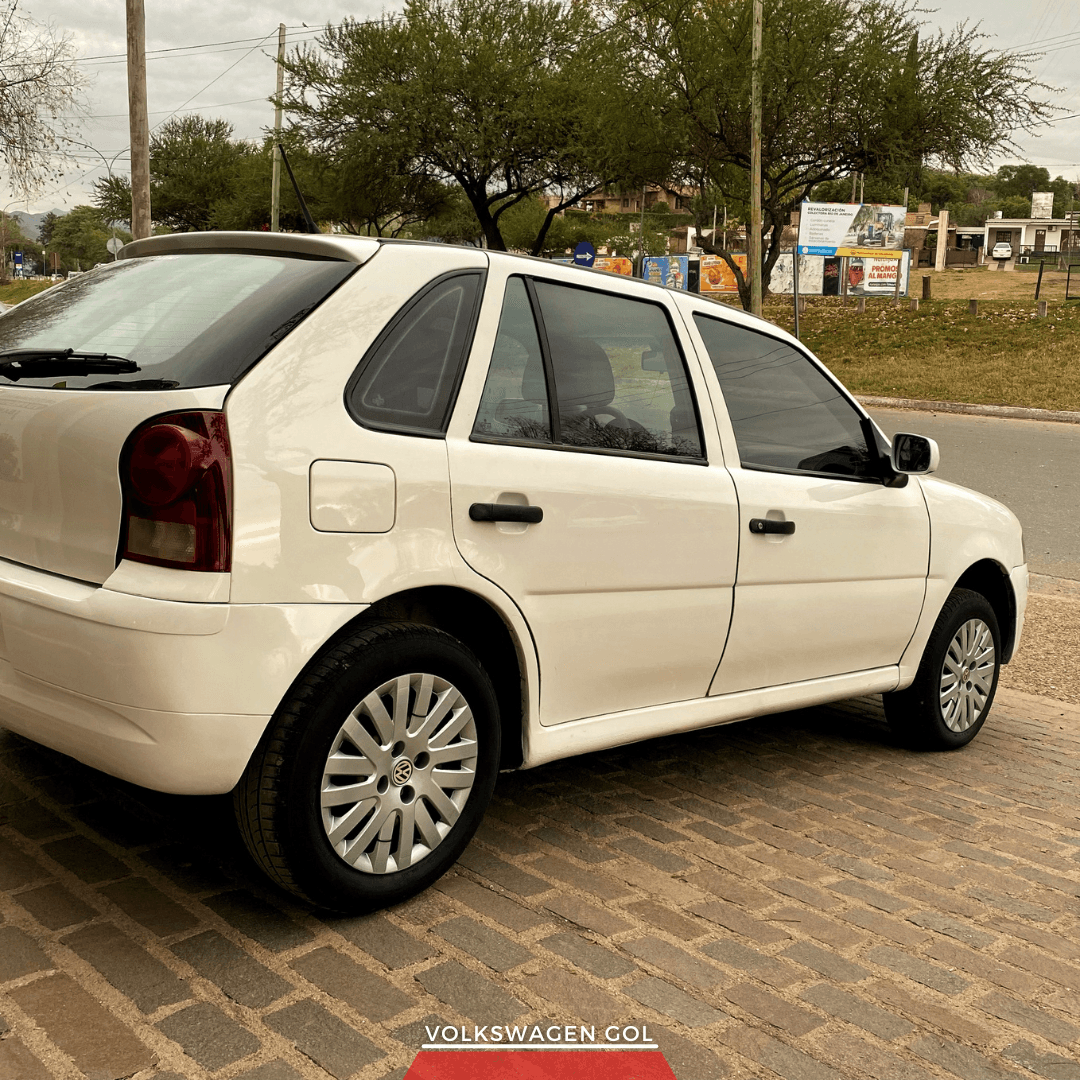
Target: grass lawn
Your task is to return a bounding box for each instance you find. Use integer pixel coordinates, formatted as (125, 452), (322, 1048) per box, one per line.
(0, 280), (56, 305)
(746, 266), (1080, 412)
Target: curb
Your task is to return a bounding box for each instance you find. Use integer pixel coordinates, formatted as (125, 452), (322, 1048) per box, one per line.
(857, 395), (1080, 425)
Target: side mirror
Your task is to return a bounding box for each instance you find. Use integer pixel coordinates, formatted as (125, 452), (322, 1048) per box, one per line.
(891, 432), (940, 475)
(641, 347), (667, 372)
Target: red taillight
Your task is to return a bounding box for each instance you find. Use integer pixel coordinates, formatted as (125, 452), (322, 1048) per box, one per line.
(120, 411), (232, 572)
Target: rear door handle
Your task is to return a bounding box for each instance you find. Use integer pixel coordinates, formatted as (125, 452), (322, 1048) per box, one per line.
(749, 517), (795, 535)
(470, 502), (544, 524)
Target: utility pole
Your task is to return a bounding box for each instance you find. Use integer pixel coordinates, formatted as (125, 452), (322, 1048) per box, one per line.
(270, 23), (286, 232)
(126, 0), (151, 239)
(749, 0), (763, 316)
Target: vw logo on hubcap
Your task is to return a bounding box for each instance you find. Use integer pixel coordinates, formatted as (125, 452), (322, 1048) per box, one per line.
(392, 758), (413, 786)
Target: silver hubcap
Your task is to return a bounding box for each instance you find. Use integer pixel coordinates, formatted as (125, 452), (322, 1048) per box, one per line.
(320, 673), (478, 874)
(940, 619), (995, 732)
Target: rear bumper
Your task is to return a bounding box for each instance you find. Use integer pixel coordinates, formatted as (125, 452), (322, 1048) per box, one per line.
(0, 556), (367, 794)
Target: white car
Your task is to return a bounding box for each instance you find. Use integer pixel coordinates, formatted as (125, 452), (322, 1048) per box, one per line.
(0, 233), (1027, 910)
(991, 242), (1013, 260)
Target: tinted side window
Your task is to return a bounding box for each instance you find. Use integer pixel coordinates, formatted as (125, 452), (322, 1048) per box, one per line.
(348, 273), (482, 435)
(533, 281), (702, 458)
(694, 314), (874, 476)
(473, 277), (551, 443)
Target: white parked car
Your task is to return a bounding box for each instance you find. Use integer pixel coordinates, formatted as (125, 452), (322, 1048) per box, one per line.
(991, 242), (1013, 260)
(0, 233), (1027, 910)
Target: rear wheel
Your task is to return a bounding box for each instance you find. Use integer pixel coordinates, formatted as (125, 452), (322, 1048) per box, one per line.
(234, 622), (500, 911)
(883, 588), (1000, 750)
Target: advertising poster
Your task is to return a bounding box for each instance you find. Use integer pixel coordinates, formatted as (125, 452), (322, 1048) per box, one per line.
(797, 202), (906, 259)
(847, 250), (911, 295)
(642, 255), (689, 289)
(699, 254), (747, 294)
(769, 253), (824, 294)
(593, 257), (633, 276)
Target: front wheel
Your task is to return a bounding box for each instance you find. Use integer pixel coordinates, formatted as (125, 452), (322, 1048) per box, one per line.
(234, 622), (500, 912)
(883, 588), (1001, 750)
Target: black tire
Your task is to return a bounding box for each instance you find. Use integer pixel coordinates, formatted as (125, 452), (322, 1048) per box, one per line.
(234, 621), (500, 912)
(883, 588), (1001, 750)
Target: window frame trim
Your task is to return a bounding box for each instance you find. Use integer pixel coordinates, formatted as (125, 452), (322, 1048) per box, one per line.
(471, 273), (708, 464)
(344, 268), (487, 439)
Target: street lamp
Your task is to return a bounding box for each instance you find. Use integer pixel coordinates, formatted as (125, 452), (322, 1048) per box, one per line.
(60, 138), (129, 260)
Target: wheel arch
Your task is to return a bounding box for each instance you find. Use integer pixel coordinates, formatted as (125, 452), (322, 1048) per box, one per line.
(298, 586), (529, 769)
(953, 558), (1018, 662)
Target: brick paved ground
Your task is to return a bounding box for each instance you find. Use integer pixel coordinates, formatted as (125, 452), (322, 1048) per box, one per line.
(2, 686), (1079, 1080)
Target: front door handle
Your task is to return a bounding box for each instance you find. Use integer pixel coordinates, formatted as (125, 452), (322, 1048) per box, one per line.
(470, 502), (544, 524)
(749, 517), (795, 535)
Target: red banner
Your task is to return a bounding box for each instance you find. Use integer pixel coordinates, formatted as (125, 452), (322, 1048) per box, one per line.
(405, 1050), (677, 1079)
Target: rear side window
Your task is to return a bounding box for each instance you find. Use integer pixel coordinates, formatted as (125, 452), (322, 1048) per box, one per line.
(0, 254), (355, 390)
(347, 272), (483, 436)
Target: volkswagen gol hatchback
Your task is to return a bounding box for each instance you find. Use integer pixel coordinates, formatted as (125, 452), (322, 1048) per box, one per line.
(0, 233), (1027, 910)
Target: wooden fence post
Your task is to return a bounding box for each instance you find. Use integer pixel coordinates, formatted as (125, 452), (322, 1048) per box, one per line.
(1038, 300), (1048, 318)
(922, 275), (931, 301)
(856, 297), (866, 313)
(909, 298), (919, 311)
(969, 299), (978, 317)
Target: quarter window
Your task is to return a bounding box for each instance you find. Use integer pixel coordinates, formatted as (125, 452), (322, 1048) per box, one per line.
(474, 277), (703, 459)
(348, 273), (482, 436)
(694, 314), (875, 477)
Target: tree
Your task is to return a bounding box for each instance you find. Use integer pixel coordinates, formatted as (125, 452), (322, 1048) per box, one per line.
(0, 3), (85, 195)
(95, 116), (257, 232)
(282, 0), (670, 254)
(47, 206), (130, 271)
(618, 0), (1053, 309)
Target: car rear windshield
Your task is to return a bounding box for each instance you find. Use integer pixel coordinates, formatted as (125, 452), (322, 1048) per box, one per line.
(0, 253), (356, 390)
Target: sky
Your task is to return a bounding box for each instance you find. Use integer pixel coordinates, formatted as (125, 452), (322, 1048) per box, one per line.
(10, 0), (1080, 215)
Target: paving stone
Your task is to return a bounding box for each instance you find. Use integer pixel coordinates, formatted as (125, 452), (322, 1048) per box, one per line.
(870, 981), (994, 1044)
(978, 991), (1080, 1047)
(435, 875), (550, 932)
(624, 900), (706, 940)
(544, 894), (633, 937)
(63, 922), (191, 1013)
(650, 1027), (729, 1080)
(923, 939), (1044, 997)
(701, 939), (802, 988)
(909, 1034), (1026, 1080)
(691, 900), (792, 945)
(432, 914), (534, 975)
(0, 798), (70, 839)
(329, 913), (437, 969)
(266, 999), (385, 1078)
(456, 848), (552, 897)
(1002, 1041), (1080, 1080)
(625, 977), (726, 1028)
(983, 917), (1080, 961)
(0, 1035), (51, 1080)
(10, 973), (154, 1077)
(609, 836), (692, 873)
(671, 796), (743, 827)
(530, 855), (630, 900)
(204, 889), (316, 951)
(905, 910), (997, 949)
(0, 833), (48, 890)
(541, 931), (637, 978)
(829, 879), (910, 913)
(721, 1023), (844, 1080)
(812, 1030), (937, 1080)
(532, 827), (617, 863)
(780, 941), (870, 983)
(475, 818), (539, 856)
(616, 816), (688, 844)
(687, 821), (753, 846)
(622, 936), (726, 989)
(40, 835), (129, 883)
(767, 906), (864, 948)
(291, 946), (414, 1021)
(517, 966), (629, 1024)
(391, 1013), (452, 1052)
(158, 1001), (261, 1070)
(724, 982), (823, 1036)
(840, 907), (931, 947)
(799, 983), (914, 1040)
(0, 924), (53, 980)
(866, 945), (969, 994)
(683, 867), (773, 909)
(415, 960), (527, 1023)
(15, 881), (98, 929)
(99, 876), (200, 936)
(172, 929), (292, 1007)
(140, 843), (232, 893)
(0, 1009), (8, 1036)
(998, 945), (1080, 991)
(234, 1063), (305, 1080)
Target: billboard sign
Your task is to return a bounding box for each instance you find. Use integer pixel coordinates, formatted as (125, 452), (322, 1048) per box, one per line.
(797, 202), (905, 259)
(642, 256), (689, 289)
(847, 251), (911, 295)
(1031, 192), (1054, 219)
(698, 254), (747, 294)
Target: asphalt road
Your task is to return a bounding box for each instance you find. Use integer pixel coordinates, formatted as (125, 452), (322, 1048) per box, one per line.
(869, 408), (1080, 582)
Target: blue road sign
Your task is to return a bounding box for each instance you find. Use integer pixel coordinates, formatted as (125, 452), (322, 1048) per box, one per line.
(573, 241), (596, 267)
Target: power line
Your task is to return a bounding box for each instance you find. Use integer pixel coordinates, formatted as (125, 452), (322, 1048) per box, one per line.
(73, 25), (317, 62)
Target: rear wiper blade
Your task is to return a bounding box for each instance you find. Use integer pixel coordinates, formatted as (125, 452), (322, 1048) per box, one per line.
(0, 348), (140, 380)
